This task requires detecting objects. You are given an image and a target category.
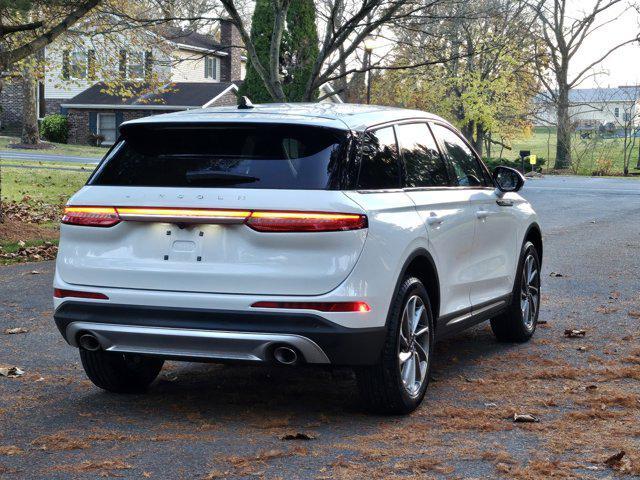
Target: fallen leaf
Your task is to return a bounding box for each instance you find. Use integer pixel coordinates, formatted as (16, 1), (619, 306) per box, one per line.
(609, 291), (620, 300)
(537, 320), (548, 325)
(595, 305), (618, 314)
(628, 311), (640, 319)
(513, 413), (539, 423)
(603, 451), (631, 472)
(564, 329), (586, 338)
(17, 240), (25, 248)
(0, 366), (24, 378)
(0, 445), (23, 456)
(3, 327), (28, 335)
(576, 346), (587, 352)
(549, 272), (564, 277)
(281, 432), (316, 441)
(30, 270), (40, 275)
(584, 384), (598, 391)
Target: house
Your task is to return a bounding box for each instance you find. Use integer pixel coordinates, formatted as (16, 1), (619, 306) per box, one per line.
(534, 86), (640, 129)
(1, 19), (246, 145)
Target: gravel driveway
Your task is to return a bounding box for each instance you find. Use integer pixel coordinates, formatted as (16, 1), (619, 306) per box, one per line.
(1, 175), (639, 479)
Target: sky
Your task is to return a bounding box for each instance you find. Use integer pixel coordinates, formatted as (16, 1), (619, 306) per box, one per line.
(569, 0), (640, 89)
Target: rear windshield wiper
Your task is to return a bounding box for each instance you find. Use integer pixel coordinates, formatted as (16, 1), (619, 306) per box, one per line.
(186, 170), (259, 184)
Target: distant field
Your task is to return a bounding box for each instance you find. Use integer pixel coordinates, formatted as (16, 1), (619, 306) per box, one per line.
(509, 127), (639, 175)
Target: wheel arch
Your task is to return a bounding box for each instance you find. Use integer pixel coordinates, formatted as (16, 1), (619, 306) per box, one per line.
(523, 222), (543, 265)
(389, 249), (441, 329)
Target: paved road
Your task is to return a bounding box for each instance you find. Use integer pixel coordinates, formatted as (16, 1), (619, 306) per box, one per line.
(1, 176), (639, 479)
(0, 150), (100, 165)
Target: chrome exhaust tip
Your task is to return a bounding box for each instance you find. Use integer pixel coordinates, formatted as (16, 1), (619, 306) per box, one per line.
(78, 333), (101, 351)
(273, 346), (298, 365)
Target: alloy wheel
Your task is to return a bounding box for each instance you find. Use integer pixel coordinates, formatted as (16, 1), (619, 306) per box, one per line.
(398, 295), (430, 397)
(520, 253), (540, 330)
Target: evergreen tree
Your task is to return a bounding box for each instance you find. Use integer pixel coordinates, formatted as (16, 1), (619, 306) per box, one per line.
(239, 0), (319, 103)
(238, 0), (274, 103)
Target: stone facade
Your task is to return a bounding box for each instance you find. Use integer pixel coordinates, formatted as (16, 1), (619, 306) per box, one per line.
(219, 21), (243, 83)
(0, 80), (25, 134)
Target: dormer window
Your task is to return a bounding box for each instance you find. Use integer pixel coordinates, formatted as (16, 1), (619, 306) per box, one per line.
(204, 56), (218, 80)
(119, 50), (152, 80)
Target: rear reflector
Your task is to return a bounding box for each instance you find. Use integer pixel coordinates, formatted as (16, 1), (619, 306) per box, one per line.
(62, 206), (120, 227)
(246, 211), (367, 232)
(62, 206), (367, 232)
(54, 288), (109, 300)
(251, 301), (371, 313)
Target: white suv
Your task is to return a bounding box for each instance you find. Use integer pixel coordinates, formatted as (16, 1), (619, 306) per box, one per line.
(53, 103), (542, 414)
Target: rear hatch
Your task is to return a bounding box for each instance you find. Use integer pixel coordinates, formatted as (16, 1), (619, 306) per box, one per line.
(57, 122), (367, 296)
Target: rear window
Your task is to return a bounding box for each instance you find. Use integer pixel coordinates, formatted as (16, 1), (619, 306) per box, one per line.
(90, 124), (350, 189)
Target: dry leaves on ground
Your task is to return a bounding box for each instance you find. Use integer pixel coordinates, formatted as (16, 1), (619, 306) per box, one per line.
(3, 327), (28, 335)
(0, 366), (24, 378)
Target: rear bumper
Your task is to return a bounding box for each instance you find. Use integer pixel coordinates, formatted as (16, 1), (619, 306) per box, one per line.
(54, 302), (386, 366)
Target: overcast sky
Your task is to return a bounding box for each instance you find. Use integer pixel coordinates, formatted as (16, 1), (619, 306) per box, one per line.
(569, 0), (640, 88)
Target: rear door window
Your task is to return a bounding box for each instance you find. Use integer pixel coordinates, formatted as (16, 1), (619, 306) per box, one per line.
(357, 126), (401, 190)
(430, 124), (491, 187)
(90, 124), (350, 190)
(395, 123), (450, 187)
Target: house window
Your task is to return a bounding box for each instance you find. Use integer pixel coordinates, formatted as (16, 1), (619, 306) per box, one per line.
(614, 107), (620, 118)
(98, 113), (117, 145)
(205, 56), (218, 80)
(623, 112), (631, 122)
(68, 49), (88, 79)
(128, 51), (145, 79)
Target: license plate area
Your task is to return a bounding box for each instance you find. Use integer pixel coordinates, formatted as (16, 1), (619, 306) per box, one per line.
(163, 225), (205, 263)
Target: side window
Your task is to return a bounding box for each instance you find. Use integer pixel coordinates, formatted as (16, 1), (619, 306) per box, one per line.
(357, 126), (401, 189)
(395, 123), (450, 187)
(431, 124), (490, 187)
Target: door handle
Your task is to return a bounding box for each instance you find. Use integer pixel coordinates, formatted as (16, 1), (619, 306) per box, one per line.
(496, 199), (514, 207)
(426, 214), (443, 226)
(476, 210), (490, 219)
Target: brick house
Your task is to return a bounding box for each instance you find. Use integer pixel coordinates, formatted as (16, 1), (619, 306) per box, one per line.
(0, 20), (245, 144)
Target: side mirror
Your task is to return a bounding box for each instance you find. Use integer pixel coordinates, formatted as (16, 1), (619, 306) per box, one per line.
(493, 166), (525, 193)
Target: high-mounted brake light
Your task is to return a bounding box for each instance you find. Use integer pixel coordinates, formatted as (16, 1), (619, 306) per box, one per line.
(62, 206), (367, 232)
(251, 301), (371, 313)
(246, 211), (367, 232)
(62, 206), (120, 227)
(54, 288), (109, 300)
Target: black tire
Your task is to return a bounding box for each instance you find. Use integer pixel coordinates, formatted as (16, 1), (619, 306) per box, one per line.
(491, 241), (541, 342)
(356, 277), (434, 415)
(80, 349), (164, 393)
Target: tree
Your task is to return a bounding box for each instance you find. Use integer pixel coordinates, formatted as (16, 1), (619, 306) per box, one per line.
(0, 0), (102, 220)
(239, 0), (319, 102)
(223, 0), (449, 102)
(376, 0), (541, 157)
(534, 0), (639, 169)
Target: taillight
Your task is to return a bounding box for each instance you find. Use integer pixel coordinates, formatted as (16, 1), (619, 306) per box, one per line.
(251, 301), (371, 312)
(61, 206), (367, 232)
(62, 206), (120, 227)
(54, 288), (109, 300)
(246, 211), (367, 232)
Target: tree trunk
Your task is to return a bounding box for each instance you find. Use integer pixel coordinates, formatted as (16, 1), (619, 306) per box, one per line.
(461, 120), (474, 146)
(474, 125), (485, 158)
(0, 74), (3, 223)
(554, 86), (571, 169)
(21, 73), (39, 145)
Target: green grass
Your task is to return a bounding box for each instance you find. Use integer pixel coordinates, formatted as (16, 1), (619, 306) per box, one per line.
(509, 127), (639, 175)
(1, 164), (91, 204)
(0, 135), (105, 158)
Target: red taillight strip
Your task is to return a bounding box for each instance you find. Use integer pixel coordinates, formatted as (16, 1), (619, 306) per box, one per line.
(54, 288), (109, 300)
(62, 206), (367, 232)
(62, 206), (120, 227)
(252, 301), (371, 313)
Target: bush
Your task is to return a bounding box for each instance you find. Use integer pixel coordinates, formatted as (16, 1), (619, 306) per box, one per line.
(484, 156), (546, 173)
(87, 133), (105, 147)
(592, 158), (614, 176)
(40, 114), (69, 143)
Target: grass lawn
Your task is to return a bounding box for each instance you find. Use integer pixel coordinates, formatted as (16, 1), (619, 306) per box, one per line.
(0, 135), (105, 158)
(510, 127), (640, 175)
(1, 163), (92, 204)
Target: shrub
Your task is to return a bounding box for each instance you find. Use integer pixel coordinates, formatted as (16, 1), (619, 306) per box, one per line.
(484, 156), (546, 173)
(87, 133), (105, 147)
(40, 114), (69, 143)
(592, 158), (614, 176)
